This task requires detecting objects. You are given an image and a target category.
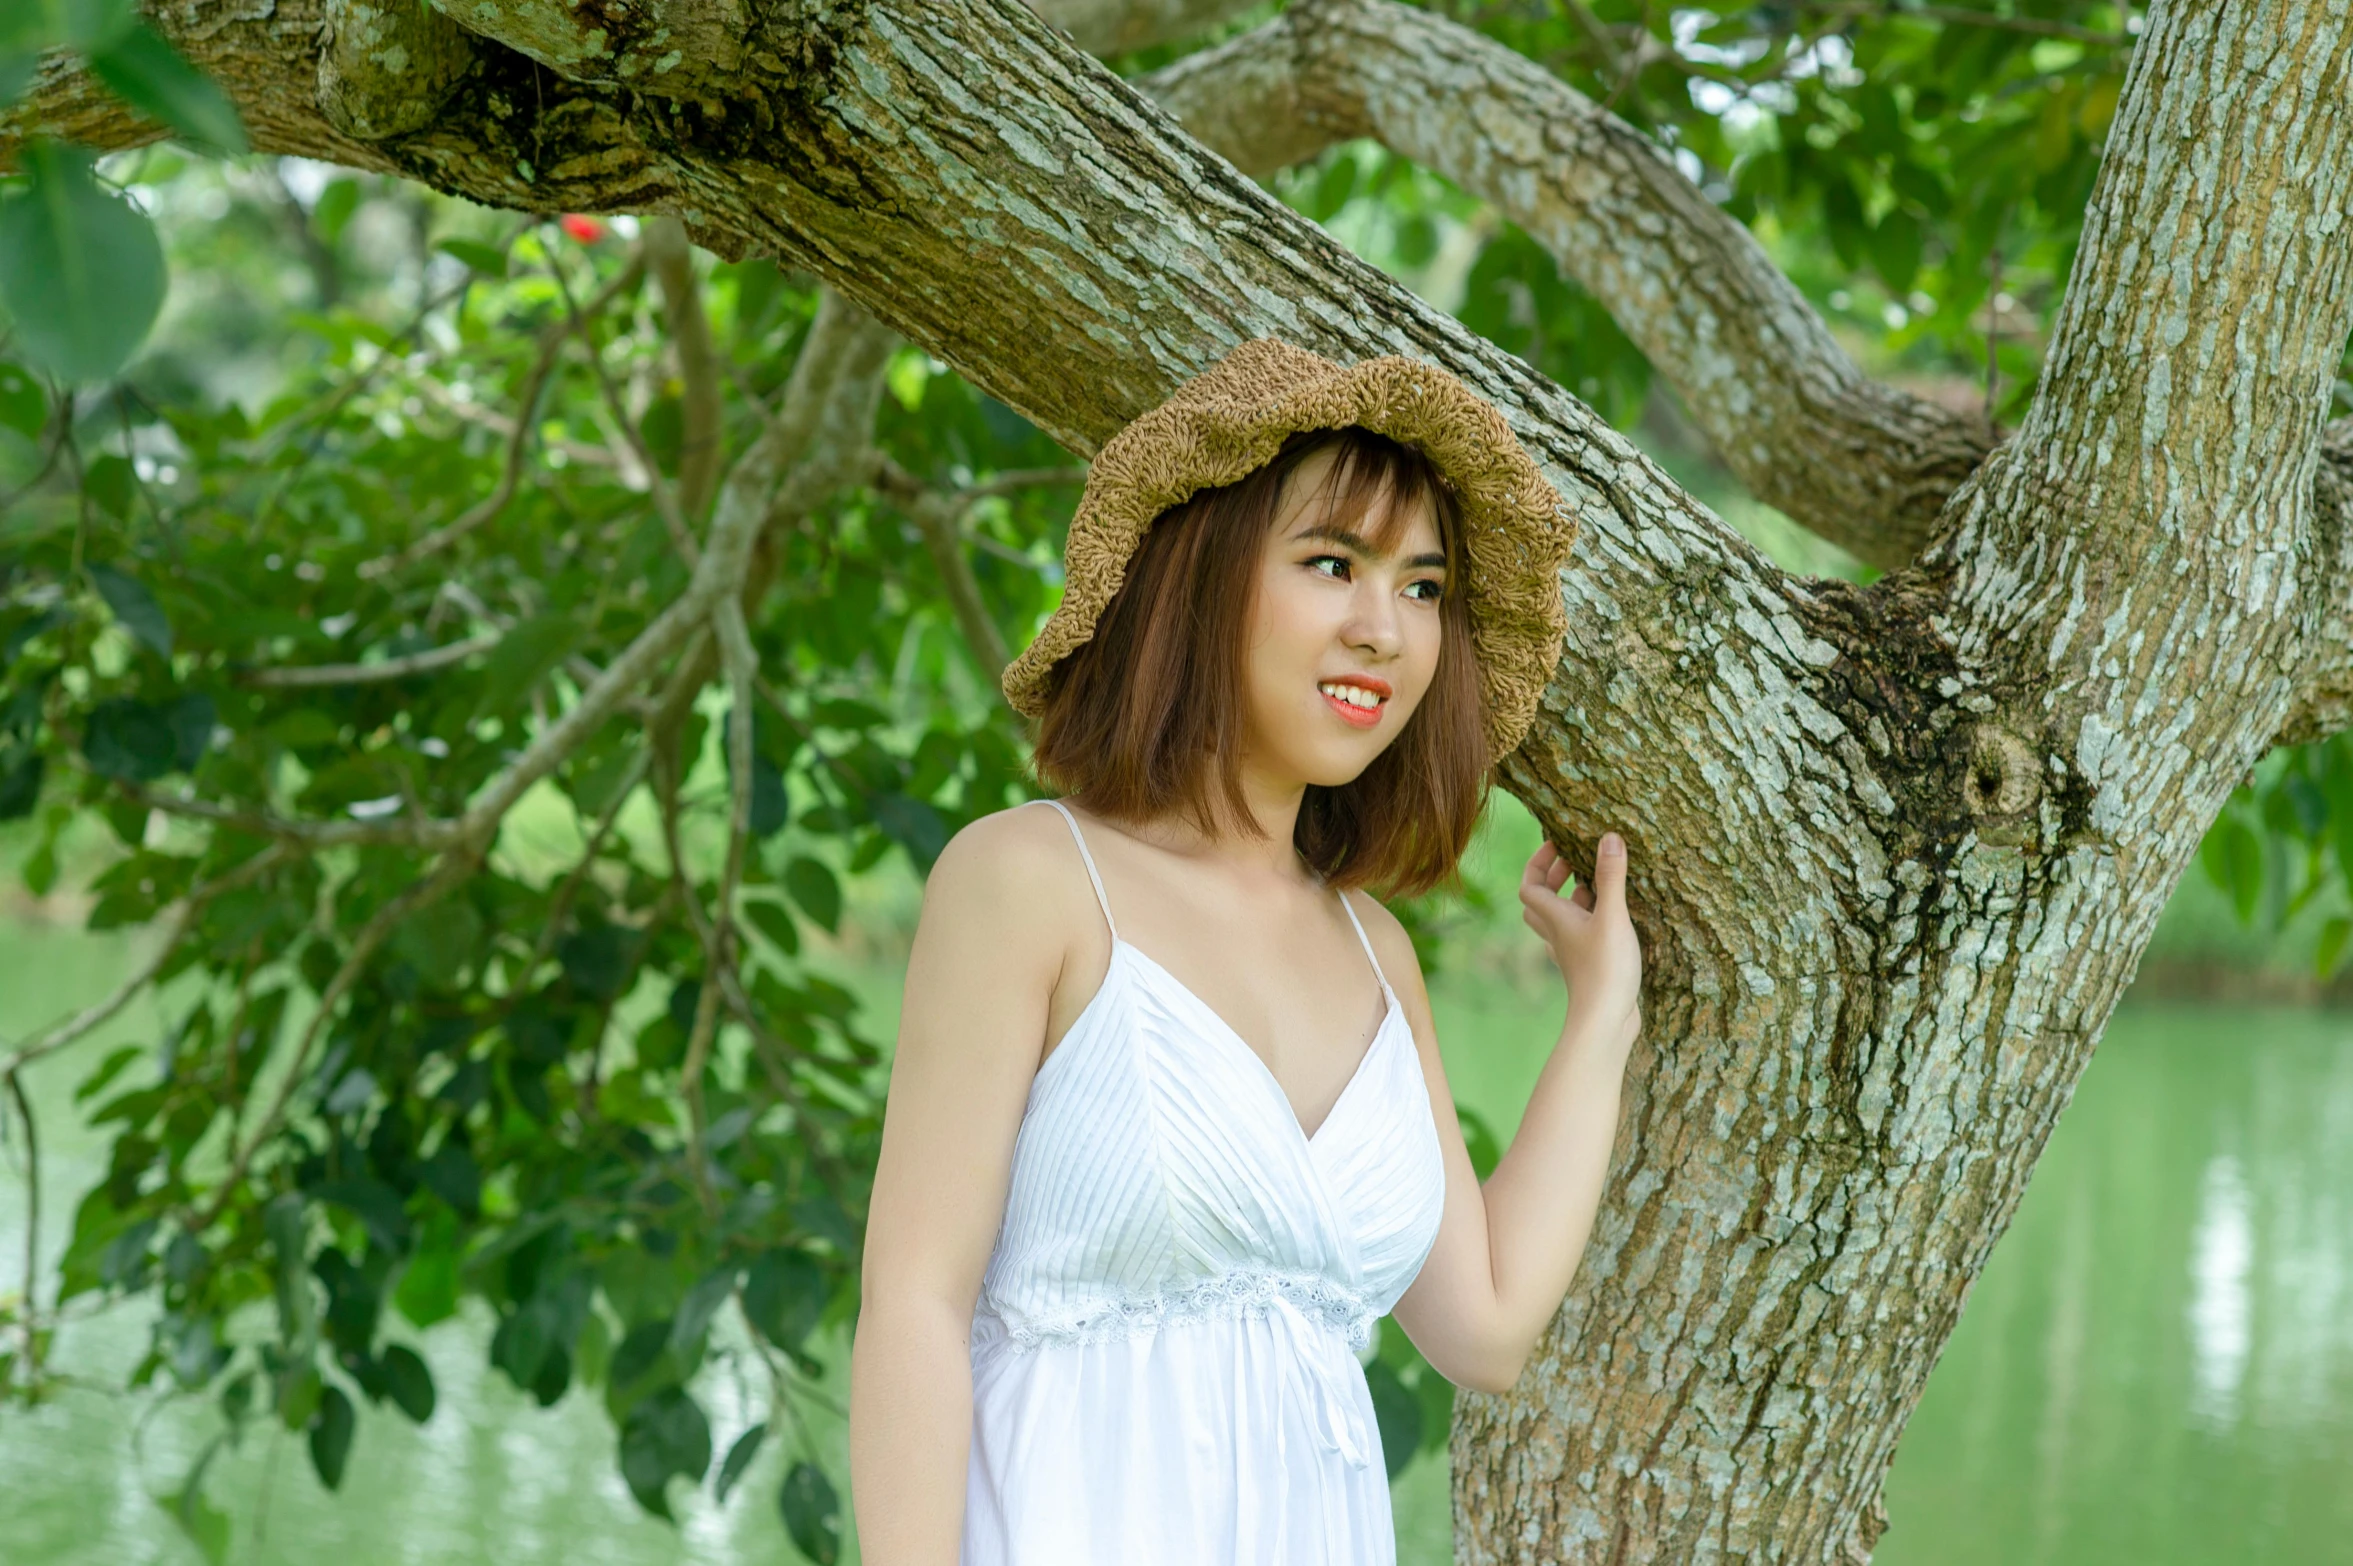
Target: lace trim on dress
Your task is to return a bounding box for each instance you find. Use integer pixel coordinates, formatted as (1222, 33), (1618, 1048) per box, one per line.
(986, 1266), (1379, 1355)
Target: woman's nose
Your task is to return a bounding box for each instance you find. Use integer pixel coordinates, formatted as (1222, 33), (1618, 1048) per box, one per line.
(1345, 586), (1404, 657)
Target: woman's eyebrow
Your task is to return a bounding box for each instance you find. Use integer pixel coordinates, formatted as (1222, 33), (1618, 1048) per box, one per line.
(1294, 523), (1448, 570)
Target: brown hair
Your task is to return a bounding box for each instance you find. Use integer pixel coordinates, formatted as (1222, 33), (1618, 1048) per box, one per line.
(1030, 425), (1490, 898)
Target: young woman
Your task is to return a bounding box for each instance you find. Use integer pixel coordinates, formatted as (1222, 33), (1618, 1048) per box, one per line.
(849, 339), (1643, 1565)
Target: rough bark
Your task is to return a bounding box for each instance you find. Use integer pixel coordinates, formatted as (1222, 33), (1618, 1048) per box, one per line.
(7, 0), (2353, 1560)
(1136, 0), (1998, 572)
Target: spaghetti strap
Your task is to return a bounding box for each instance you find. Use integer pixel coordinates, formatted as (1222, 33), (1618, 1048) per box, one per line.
(1335, 889), (1393, 1001)
(1037, 799), (1118, 941)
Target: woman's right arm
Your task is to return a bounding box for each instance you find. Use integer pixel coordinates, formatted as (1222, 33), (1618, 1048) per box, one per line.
(849, 808), (1075, 1564)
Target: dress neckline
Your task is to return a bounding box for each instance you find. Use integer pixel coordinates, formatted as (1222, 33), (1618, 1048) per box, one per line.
(1036, 937), (1404, 1152)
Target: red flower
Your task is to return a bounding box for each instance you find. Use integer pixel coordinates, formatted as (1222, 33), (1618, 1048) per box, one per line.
(559, 214), (608, 243)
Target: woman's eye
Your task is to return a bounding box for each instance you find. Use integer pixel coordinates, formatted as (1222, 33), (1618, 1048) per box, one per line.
(1307, 554), (1350, 579)
(1406, 579), (1443, 601)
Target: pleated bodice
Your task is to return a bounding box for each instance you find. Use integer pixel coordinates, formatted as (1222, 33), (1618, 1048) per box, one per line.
(961, 799), (1448, 1564)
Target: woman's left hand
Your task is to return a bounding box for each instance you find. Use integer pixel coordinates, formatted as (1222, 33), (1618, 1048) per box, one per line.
(1519, 832), (1643, 1050)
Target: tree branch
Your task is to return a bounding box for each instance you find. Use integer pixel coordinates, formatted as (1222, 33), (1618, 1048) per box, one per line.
(1026, 0), (1270, 55)
(646, 216), (726, 522)
(871, 455), (1015, 684)
(1137, 0), (1996, 570)
(236, 631), (503, 689)
(2277, 417), (2353, 747)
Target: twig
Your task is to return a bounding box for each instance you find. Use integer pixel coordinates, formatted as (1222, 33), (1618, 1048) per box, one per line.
(6, 1069), (39, 1382)
(237, 631), (503, 689)
(195, 853), (478, 1232)
(361, 250), (648, 579)
(869, 456), (1012, 684)
(0, 846), (291, 1077)
(546, 238), (699, 570)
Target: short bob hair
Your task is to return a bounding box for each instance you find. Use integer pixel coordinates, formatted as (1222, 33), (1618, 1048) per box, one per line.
(1030, 424), (1490, 899)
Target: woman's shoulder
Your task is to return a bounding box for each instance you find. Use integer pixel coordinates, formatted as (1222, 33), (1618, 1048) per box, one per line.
(922, 800), (1093, 927)
(1338, 887), (1429, 999)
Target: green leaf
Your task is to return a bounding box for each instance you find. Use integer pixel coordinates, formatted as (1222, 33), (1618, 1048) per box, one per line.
(750, 756), (788, 837)
(417, 1141), (481, 1216)
(0, 360), (46, 439)
(308, 1385), (356, 1490)
(167, 693), (215, 770)
(477, 613), (580, 714)
(380, 1343), (436, 1423)
(872, 791), (947, 870)
(715, 1421), (766, 1504)
(742, 1248), (826, 1354)
(2199, 813), (2266, 926)
(742, 896), (799, 958)
(1364, 1356), (1421, 1479)
(86, 22), (249, 154)
(83, 452), (137, 516)
(2318, 916), (2352, 980)
(778, 1460), (841, 1565)
(0, 141), (167, 385)
(619, 1386), (712, 1520)
(83, 697), (177, 782)
(668, 1266), (738, 1358)
(154, 1440), (231, 1566)
(391, 899), (484, 990)
(783, 856), (841, 933)
(0, 0), (135, 54)
(435, 237), (509, 277)
(1868, 208), (1924, 299)
(0, 748), (42, 821)
(394, 1239), (459, 1329)
(90, 564), (172, 658)
(74, 1043), (143, 1105)
(313, 177), (361, 244)
(1456, 1104), (1501, 1181)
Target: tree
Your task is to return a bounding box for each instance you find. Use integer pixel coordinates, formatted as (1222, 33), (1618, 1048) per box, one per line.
(4, 0), (2351, 1560)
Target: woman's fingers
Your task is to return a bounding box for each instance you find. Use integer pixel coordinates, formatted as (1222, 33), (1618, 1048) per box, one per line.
(1592, 831), (1628, 912)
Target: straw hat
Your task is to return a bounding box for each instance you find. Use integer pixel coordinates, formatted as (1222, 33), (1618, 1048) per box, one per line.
(1000, 336), (1580, 762)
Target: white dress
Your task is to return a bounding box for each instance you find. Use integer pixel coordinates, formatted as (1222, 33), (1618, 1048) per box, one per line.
(961, 799), (1449, 1565)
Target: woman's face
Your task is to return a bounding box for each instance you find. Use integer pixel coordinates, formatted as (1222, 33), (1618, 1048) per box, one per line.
(1238, 446), (1448, 790)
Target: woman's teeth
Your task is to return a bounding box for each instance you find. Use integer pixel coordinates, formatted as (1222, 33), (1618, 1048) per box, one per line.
(1318, 682), (1383, 709)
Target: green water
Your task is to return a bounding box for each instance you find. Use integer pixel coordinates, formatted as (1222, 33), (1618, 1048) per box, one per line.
(2, 921), (2349, 1564)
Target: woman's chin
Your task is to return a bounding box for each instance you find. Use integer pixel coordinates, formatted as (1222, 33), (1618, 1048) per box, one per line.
(1283, 737), (1390, 789)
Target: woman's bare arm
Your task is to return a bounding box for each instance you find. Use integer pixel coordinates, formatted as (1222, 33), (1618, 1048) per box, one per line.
(849, 806), (1084, 1562)
(1375, 834), (1645, 1393)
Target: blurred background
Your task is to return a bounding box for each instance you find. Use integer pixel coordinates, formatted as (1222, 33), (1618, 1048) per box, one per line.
(4, 2), (2352, 1562)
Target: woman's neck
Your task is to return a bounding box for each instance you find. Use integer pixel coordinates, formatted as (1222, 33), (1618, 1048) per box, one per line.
(1097, 757), (1314, 884)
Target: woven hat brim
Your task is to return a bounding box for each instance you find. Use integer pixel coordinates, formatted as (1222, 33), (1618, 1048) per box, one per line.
(1001, 337), (1578, 763)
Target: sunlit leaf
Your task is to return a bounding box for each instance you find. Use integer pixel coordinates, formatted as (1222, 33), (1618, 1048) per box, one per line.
(435, 236), (509, 277)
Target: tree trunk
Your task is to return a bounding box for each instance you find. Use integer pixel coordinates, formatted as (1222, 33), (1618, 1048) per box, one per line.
(10, 0), (2352, 1557)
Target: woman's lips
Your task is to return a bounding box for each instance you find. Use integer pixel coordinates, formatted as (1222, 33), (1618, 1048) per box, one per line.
(1319, 685), (1386, 728)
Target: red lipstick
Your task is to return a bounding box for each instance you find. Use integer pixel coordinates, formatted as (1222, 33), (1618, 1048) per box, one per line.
(1317, 675), (1391, 729)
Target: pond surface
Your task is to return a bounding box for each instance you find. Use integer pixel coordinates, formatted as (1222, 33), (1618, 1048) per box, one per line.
(2, 925), (2348, 1564)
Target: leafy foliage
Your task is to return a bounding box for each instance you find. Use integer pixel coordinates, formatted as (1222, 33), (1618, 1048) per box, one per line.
(1, 206), (1075, 1549)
